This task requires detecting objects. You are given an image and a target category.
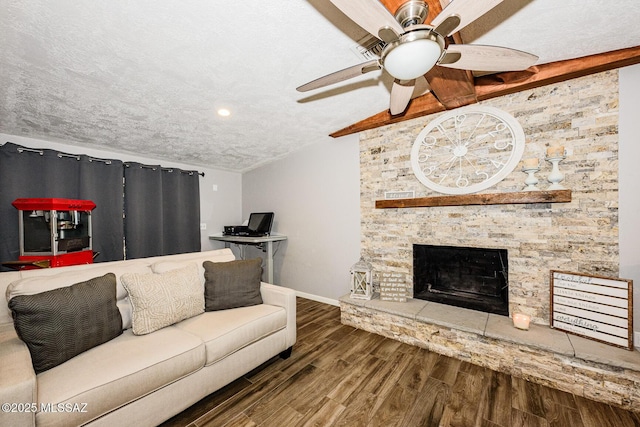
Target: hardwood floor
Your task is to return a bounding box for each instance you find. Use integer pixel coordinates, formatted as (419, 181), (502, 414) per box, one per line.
(161, 298), (640, 427)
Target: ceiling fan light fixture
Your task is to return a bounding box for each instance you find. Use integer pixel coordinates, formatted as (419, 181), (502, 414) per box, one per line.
(381, 28), (444, 81)
(383, 38), (441, 80)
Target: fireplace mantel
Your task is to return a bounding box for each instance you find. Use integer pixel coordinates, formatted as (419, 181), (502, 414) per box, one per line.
(375, 189), (571, 209)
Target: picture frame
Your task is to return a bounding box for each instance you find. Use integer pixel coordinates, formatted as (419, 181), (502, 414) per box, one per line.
(550, 270), (633, 350)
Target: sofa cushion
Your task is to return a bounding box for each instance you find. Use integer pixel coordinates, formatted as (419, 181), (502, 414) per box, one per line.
(203, 258), (263, 311)
(36, 326), (205, 427)
(8, 273), (122, 373)
(175, 304), (287, 365)
(150, 249), (237, 289)
(121, 263), (204, 335)
(6, 261), (152, 330)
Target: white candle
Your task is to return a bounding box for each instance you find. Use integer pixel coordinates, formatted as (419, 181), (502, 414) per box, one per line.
(523, 158), (539, 169)
(546, 145), (564, 158)
(513, 313), (531, 330)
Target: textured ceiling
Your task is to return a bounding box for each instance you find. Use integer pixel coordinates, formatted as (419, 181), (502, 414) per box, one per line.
(1, 1), (639, 172)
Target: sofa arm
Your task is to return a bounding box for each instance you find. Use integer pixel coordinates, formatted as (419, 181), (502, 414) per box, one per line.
(0, 323), (37, 427)
(260, 283), (296, 348)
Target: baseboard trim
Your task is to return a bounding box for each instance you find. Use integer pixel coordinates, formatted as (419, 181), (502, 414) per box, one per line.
(295, 291), (339, 307)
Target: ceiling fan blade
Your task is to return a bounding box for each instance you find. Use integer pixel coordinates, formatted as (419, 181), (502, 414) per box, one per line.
(330, 0), (404, 42)
(413, 76), (431, 99)
(296, 60), (381, 92)
(431, 0), (504, 37)
(389, 79), (415, 115)
(438, 44), (538, 72)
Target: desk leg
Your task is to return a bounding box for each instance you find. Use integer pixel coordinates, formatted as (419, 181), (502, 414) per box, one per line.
(266, 241), (274, 284)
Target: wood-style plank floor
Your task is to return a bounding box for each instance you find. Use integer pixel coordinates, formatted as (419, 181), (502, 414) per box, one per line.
(161, 298), (640, 427)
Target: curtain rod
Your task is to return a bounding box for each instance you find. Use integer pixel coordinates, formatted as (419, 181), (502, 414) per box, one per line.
(124, 162), (205, 177)
(17, 147), (43, 155)
(6, 142), (204, 177)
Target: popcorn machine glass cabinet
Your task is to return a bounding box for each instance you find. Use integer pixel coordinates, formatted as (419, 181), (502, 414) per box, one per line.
(11, 198), (96, 269)
(21, 209), (92, 255)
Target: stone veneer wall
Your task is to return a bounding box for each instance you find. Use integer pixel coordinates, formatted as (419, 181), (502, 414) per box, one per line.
(359, 71), (620, 324)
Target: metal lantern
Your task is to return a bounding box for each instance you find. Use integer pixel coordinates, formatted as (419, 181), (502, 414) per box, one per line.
(350, 258), (373, 300)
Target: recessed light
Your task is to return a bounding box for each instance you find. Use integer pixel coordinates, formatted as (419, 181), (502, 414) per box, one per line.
(217, 108), (231, 117)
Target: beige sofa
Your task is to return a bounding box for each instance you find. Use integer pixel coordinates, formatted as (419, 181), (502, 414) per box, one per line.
(0, 249), (296, 427)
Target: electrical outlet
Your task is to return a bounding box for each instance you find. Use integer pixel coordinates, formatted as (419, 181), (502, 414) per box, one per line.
(212, 184), (218, 191)
(200, 223), (207, 230)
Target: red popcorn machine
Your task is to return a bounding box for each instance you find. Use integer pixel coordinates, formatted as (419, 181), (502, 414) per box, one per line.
(11, 198), (96, 269)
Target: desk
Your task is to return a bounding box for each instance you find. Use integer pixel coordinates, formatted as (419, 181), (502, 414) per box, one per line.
(209, 234), (287, 284)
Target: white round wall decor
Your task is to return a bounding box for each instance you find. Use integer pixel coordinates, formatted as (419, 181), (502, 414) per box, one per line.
(410, 105), (525, 195)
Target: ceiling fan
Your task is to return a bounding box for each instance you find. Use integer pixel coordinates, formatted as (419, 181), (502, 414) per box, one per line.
(297, 0), (538, 115)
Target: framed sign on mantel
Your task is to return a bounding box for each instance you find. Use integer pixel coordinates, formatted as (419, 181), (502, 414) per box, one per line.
(550, 270), (633, 350)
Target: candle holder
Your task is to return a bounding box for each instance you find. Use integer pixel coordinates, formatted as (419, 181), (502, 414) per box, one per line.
(522, 166), (540, 191)
(545, 155), (566, 190)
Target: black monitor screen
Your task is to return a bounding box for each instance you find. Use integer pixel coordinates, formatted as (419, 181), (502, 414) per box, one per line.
(247, 212), (274, 235)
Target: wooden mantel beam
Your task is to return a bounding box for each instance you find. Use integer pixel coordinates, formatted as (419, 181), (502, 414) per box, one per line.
(331, 45), (640, 138)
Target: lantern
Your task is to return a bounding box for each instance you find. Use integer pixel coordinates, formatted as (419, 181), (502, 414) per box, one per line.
(350, 258), (373, 300)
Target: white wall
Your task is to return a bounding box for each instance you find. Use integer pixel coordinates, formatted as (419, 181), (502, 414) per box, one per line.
(0, 134), (242, 252)
(619, 63), (640, 338)
(242, 136), (361, 304)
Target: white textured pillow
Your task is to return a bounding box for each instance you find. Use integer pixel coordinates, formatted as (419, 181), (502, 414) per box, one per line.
(120, 263), (204, 335)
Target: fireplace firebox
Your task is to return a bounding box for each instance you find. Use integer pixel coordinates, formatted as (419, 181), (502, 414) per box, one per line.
(413, 244), (509, 316)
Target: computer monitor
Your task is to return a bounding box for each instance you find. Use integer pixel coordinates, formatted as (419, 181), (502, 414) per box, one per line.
(247, 212), (274, 236)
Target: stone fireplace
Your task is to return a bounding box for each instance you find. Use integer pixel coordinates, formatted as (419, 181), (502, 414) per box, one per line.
(413, 244), (509, 316)
(358, 70), (620, 324)
(340, 71), (640, 410)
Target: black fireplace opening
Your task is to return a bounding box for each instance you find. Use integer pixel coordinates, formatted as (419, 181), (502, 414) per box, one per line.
(413, 244), (509, 316)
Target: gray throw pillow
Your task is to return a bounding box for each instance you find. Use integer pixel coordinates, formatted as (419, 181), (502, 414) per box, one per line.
(203, 259), (263, 311)
(9, 273), (123, 374)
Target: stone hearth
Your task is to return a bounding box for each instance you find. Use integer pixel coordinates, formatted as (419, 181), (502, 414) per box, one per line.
(340, 294), (640, 411)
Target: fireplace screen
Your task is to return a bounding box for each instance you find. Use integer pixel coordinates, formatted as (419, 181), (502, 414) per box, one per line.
(413, 244), (509, 316)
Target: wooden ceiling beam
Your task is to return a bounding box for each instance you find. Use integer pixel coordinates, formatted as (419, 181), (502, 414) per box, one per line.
(474, 45), (640, 100)
(329, 92), (446, 138)
(331, 45), (640, 138)
(420, 0), (477, 109)
(425, 66), (476, 108)
(379, 0), (442, 23)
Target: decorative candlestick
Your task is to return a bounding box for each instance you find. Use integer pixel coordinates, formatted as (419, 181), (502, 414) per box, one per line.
(521, 158), (540, 191)
(546, 154), (566, 190)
